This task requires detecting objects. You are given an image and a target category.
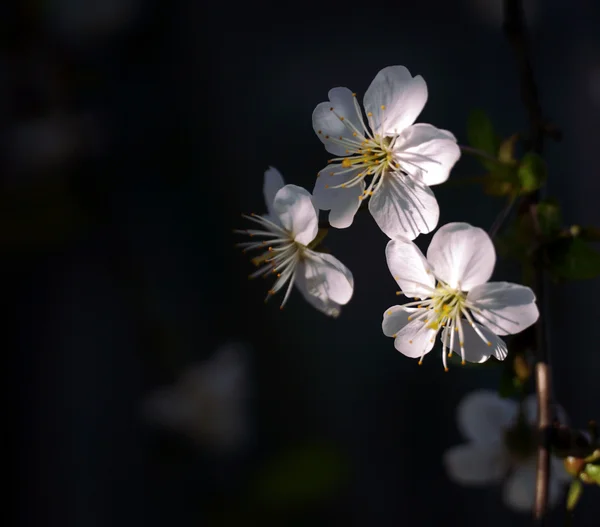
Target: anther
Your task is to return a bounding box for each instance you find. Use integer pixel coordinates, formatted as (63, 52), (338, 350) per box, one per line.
(461, 360), (466, 366)
(352, 92), (356, 97)
(339, 117), (345, 121)
(409, 340), (413, 344)
(444, 368), (449, 372)
(418, 360), (422, 365)
(318, 130), (322, 134)
(367, 112), (372, 117)
(325, 184), (329, 189)
(329, 107), (334, 111)
(380, 105), (386, 110)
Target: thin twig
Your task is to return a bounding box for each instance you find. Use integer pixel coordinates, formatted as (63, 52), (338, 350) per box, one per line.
(503, 0), (555, 524)
(489, 194), (519, 239)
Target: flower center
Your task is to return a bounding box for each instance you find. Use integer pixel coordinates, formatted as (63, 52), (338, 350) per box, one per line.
(235, 213), (304, 309)
(398, 281), (492, 370)
(320, 101), (402, 200)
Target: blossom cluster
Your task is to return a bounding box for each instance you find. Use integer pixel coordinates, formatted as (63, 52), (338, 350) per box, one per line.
(236, 65), (539, 368)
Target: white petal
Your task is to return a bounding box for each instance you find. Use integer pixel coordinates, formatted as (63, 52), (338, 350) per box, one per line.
(385, 238), (435, 298)
(272, 184), (319, 246)
(522, 394), (569, 428)
(503, 461), (537, 512)
(467, 282), (539, 336)
(455, 390), (518, 444)
(444, 444), (509, 485)
(394, 123), (461, 186)
(312, 87), (365, 156)
(299, 291), (343, 318)
(263, 166), (286, 216)
(445, 322), (508, 363)
(296, 251), (354, 307)
(368, 172), (439, 240)
(426, 222), (496, 291)
(363, 65), (428, 135)
(392, 317), (437, 359)
(313, 164), (364, 228)
(382, 305), (416, 337)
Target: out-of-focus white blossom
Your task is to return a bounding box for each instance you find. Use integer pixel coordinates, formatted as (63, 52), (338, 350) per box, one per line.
(143, 343), (249, 452)
(444, 391), (571, 512)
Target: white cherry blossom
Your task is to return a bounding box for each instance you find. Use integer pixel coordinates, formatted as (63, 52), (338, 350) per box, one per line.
(444, 390), (571, 512)
(236, 167), (354, 317)
(312, 65), (460, 239)
(142, 343), (249, 452)
(382, 222), (539, 369)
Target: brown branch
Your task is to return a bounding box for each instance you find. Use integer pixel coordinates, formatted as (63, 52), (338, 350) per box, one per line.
(502, 1), (556, 524)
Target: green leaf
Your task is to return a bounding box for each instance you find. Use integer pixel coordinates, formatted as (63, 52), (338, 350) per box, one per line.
(498, 364), (524, 398)
(546, 237), (600, 280)
(250, 443), (346, 509)
(567, 479), (584, 511)
(498, 134), (519, 165)
(467, 109), (500, 157)
(517, 152), (547, 193)
(535, 199), (562, 238)
(584, 463), (600, 485)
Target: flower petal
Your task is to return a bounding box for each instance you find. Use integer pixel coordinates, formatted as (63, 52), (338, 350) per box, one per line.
(444, 444), (509, 485)
(263, 166), (286, 216)
(385, 238), (435, 298)
(467, 282), (539, 336)
(455, 390), (518, 444)
(503, 461), (537, 512)
(313, 164), (364, 229)
(382, 305), (416, 337)
(313, 87), (365, 156)
(296, 251), (354, 307)
(392, 316), (437, 359)
(272, 184), (319, 246)
(364, 65), (428, 135)
(426, 222), (496, 290)
(444, 322), (508, 363)
(394, 123), (461, 186)
(298, 291), (343, 318)
(368, 172), (439, 240)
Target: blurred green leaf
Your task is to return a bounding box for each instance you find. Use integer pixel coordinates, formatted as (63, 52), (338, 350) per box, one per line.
(536, 199), (562, 238)
(567, 479), (584, 511)
(584, 463), (600, 485)
(546, 237), (600, 281)
(250, 443), (346, 510)
(467, 109), (500, 162)
(498, 363), (524, 398)
(517, 152), (547, 193)
(498, 134), (519, 165)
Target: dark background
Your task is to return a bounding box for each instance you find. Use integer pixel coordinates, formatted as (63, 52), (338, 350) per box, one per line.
(6, 0), (599, 526)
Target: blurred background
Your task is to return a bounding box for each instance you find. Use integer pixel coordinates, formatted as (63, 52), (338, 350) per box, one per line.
(6, 0), (599, 525)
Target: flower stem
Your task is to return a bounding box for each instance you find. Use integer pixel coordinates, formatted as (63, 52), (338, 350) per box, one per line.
(503, 0), (557, 523)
